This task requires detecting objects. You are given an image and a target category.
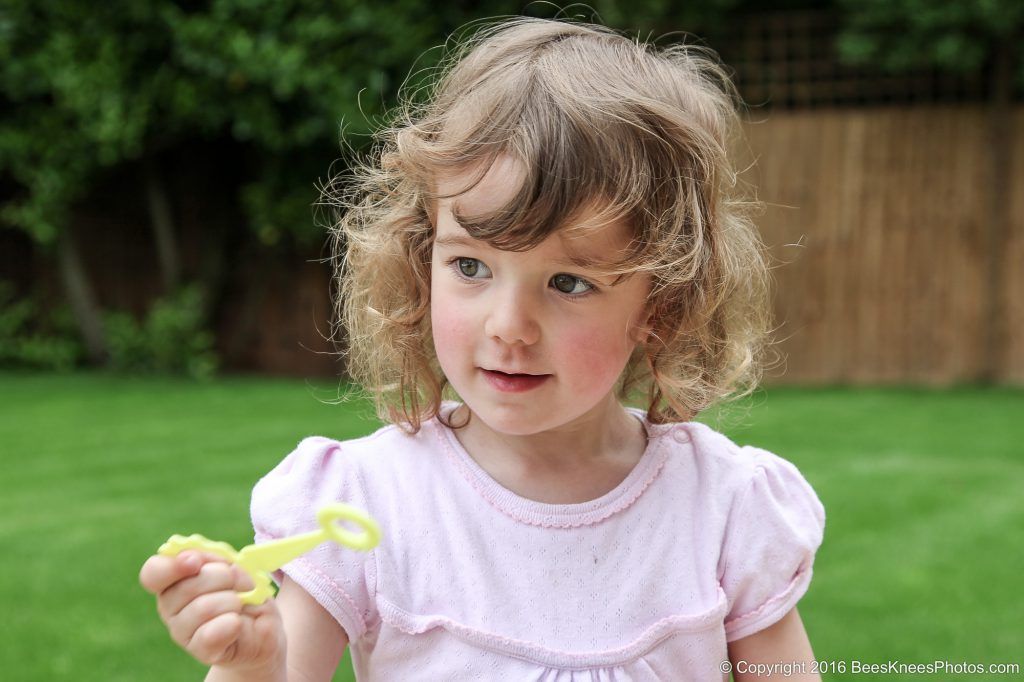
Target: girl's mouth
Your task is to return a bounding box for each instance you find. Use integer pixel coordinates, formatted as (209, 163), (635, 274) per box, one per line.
(480, 369), (551, 393)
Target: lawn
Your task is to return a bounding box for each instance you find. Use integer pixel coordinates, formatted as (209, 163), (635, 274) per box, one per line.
(1, 372), (1021, 681)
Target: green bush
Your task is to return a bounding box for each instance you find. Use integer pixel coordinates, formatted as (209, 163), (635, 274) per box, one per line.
(105, 285), (218, 379)
(0, 281), (83, 370)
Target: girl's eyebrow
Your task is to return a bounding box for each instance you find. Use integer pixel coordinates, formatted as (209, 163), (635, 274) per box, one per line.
(433, 233), (605, 269)
(433, 234), (479, 249)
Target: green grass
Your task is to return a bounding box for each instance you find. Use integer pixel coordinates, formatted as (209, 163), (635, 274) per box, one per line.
(1, 373), (1021, 680)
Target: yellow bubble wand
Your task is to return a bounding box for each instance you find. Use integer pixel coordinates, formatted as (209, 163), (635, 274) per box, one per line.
(158, 504), (381, 605)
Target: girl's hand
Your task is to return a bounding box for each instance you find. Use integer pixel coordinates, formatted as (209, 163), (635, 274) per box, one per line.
(139, 551), (287, 673)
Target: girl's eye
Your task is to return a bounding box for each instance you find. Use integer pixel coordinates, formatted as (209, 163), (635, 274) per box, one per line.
(455, 257), (490, 279)
(448, 257), (595, 298)
(551, 274), (593, 296)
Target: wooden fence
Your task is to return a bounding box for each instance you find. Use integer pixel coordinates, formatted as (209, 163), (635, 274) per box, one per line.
(740, 106), (1023, 385)
(8, 106), (1019, 384)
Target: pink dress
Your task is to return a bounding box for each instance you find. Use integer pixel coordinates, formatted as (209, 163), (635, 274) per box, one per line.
(251, 401), (825, 681)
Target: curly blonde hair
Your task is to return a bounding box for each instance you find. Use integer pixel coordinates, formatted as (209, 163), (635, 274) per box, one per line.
(325, 16), (774, 433)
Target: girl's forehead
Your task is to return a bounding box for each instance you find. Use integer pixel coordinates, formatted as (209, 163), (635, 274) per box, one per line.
(434, 155), (633, 253)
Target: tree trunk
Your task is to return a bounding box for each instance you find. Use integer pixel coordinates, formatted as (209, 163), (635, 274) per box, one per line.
(144, 157), (181, 293)
(982, 38), (1014, 383)
(57, 228), (107, 363)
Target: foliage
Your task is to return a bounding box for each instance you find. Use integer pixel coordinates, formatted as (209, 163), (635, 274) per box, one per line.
(0, 0), (749, 248)
(0, 3), (172, 243)
(0, 0), (481, 246)
(836, 0), (1024, 78)
(0, 0), (750, 371)
(105, 285), (218, 379)
(0, 281), (83, 370)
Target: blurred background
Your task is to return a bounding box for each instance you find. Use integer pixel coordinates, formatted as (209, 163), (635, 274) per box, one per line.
(2, 0), (1020, 382)
(1, 1), (1021, 680)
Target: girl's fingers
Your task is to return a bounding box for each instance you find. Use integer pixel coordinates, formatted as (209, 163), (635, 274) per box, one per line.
(186, 610), (244, 666)
(159, 561), (237, 621)
(168, 589), (244, 650)
(189, 603), (283, 668)
(139, 551), (203, 595)
(143, 548), (285, 669)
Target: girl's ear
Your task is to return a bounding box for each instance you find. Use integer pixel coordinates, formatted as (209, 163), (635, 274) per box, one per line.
(630, 301), (655, 345)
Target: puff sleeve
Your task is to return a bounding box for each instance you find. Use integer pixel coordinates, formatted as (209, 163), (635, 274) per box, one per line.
(719, 446), (825, 642)
(251, 436), (376, 642)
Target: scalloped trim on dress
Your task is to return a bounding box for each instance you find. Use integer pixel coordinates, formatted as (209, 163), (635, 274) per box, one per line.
(376, 589), (728, 670)
(433, 402), (676, 529)
(723, 563), (814, 642)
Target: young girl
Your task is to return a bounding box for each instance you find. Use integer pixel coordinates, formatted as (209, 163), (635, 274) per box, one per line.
(141, 17), (825, 681)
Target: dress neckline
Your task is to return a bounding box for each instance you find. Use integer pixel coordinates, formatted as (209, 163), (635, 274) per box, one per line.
(434, 401), (672, 528)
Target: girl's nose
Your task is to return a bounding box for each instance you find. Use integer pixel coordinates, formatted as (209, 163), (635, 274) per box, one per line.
(483, 287), (541, 346)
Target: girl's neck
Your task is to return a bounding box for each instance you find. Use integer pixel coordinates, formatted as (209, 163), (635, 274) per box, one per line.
(450, 398), (648, 504)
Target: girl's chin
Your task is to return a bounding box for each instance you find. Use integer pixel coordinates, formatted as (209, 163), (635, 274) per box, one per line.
(457, 401), (551, 435)
(479, 420), (551, 438)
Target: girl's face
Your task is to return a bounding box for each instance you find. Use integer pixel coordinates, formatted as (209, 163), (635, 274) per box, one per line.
(430, 156), (652, 436)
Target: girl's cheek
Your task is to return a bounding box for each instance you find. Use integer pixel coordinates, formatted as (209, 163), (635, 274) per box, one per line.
(431, 297), (474, 358)
(559, 325), (630, 385)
